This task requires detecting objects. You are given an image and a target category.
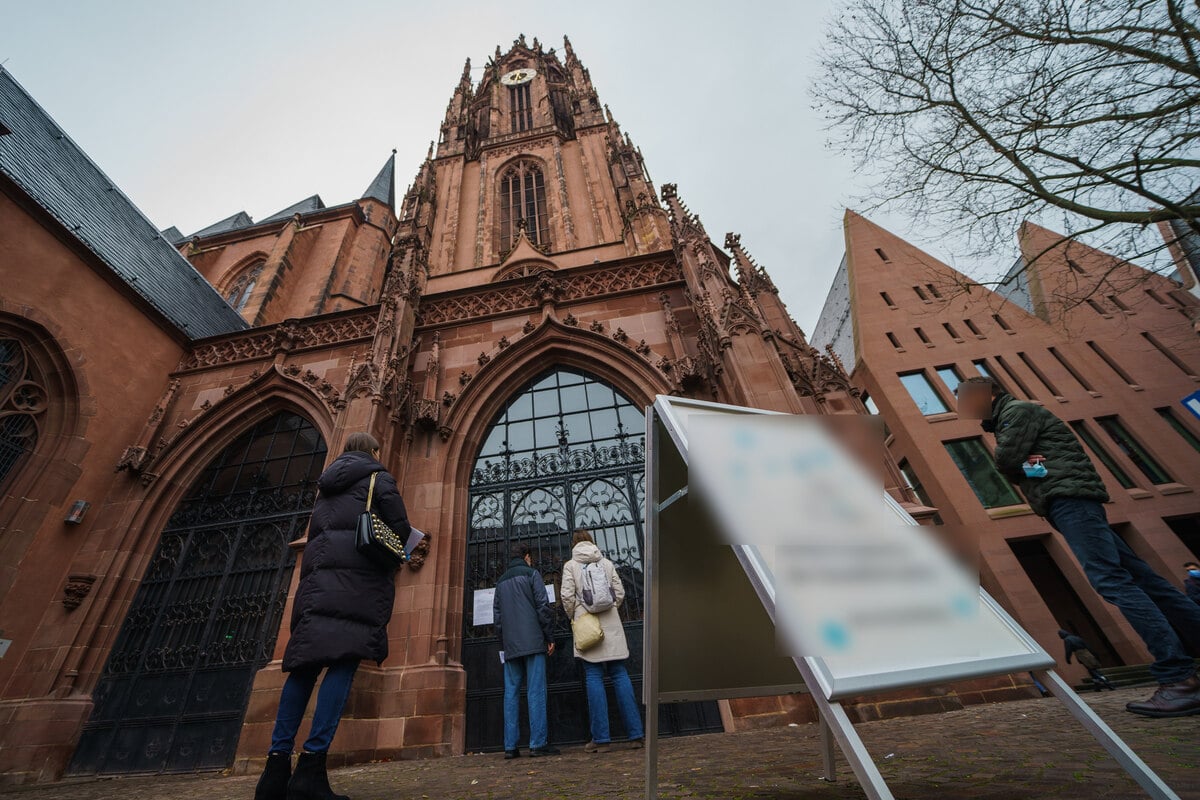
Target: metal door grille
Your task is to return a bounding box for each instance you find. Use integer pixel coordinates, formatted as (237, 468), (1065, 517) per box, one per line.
(69, 412), (326, 774)
(463, 368), (722, 750)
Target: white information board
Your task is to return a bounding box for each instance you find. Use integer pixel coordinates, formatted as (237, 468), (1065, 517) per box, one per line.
(644, 395), (1180, 800)
(655, 395), (1053, 699)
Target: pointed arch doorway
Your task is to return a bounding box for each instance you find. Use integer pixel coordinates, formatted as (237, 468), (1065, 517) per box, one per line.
(463, 367), (723, 750)
(70, 412), (327, 775)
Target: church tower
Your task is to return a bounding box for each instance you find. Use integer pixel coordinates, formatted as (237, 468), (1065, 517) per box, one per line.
(351, 34), (921, 756)
(0, 35), (930, 781)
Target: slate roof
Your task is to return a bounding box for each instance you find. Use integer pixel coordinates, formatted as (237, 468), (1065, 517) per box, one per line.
(0, 68), (247, 340)
(362, 151), (396, 211)
(260, 194), (325, 224)
(191, 210), (254, 238)
(159, 225), (186, 245)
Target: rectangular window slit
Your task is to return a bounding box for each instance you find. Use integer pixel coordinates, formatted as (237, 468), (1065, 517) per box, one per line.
(1017, 352), (1061, 396)
(1087, 341), (1136, 386)
(1048, 347), (1094, 392)
(1142, 332), (1196, 377)
(994, 354), (1034, 398)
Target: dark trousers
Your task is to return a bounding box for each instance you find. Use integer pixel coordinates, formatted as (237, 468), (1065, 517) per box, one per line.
(1047, 498), (1200, 684)
(269, 659), (359, 754)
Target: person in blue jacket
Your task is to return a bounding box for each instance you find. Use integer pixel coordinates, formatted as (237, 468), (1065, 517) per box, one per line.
(493, 542), (561, 759)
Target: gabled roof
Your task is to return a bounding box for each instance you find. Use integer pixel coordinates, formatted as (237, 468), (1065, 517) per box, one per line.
(261, 194), (325, 224)
(191, 210), (254, 238)
(0, 68), (247, 339)
(362, 151), (395, 211)
(160, 225), (186, 245)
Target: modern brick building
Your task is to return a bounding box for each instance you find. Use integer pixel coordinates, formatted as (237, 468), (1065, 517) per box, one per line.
(813, 211), (1200, 689)
(2, 37), (962, 784)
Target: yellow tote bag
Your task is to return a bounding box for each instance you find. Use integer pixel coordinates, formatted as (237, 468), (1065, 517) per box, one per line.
(572, 611), (604, 651)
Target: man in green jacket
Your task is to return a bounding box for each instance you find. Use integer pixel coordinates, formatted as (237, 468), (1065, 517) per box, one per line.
(958, 376), (1200, 717)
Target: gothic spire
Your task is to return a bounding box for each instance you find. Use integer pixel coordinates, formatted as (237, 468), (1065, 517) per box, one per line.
(724, 232), (778, 295)
(362, 150), (396, 212)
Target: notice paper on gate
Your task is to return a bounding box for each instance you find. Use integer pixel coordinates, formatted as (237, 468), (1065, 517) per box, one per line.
(688, 413), (981, 665)
(471, 584), (557, 627)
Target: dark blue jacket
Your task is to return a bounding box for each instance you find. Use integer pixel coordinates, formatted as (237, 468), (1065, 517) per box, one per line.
(283, 451), (410, 672)
(493, 557), (554, 659)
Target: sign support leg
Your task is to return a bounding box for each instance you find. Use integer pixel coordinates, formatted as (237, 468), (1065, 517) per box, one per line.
(793, 658), (895, 800)
(1036, 669), (1180, 800)
(819, 714), (836, 781)
(644, 410), (661, 800)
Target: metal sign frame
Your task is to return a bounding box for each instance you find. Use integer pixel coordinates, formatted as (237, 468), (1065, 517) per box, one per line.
(643, 395), (1181, 800)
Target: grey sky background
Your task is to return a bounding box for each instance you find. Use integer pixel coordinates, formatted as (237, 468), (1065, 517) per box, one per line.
(2, 0), (982, 334)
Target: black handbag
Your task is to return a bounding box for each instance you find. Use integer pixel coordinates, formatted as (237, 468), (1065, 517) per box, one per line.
(355, 472), (407, 569)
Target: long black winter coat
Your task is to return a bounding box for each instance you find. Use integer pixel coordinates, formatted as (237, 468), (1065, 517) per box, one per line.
(282, 451), (411, 672)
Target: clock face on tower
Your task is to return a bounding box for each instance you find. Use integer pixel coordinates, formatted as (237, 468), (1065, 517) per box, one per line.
(500, 68), (536, 86)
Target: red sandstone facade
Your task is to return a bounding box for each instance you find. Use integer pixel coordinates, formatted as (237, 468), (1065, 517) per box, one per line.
(813, 211), (1200, 687)
(0, 36), (1053, 785)
(0, 37), (903, 784)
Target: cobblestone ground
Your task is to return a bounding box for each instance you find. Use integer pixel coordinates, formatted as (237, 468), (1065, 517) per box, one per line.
(7, 687), (1199, 800)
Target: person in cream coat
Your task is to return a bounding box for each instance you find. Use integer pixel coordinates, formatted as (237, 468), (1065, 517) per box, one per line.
(560, 529), (645, 752)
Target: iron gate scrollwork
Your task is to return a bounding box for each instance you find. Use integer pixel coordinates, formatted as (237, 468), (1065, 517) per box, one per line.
(463, 368), (722, 750)
(70, 412), (327, 775)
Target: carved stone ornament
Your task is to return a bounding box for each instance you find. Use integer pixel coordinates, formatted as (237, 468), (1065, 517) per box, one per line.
(406, 531), (432, 571)
(62, 574), (97, 611)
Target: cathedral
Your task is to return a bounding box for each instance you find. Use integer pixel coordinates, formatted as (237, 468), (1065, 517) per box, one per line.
(0, 35), (988, 784)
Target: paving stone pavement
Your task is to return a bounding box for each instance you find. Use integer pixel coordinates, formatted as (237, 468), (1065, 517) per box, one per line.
(6, 687), (1198, 800)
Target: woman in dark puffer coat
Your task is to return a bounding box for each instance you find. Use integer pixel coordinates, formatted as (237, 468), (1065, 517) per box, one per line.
(255, 432), (411, 800)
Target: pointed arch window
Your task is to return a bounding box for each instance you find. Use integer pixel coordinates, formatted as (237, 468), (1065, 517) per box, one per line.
(0, 337), (48, 489)
(466, 367), (647, 631)
(499, 162), (548, 251)
(226, 261), (265, 313)
(509, 83), (533, 132)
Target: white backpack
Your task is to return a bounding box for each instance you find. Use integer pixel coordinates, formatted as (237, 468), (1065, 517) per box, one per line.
(578, 561), (616, 613)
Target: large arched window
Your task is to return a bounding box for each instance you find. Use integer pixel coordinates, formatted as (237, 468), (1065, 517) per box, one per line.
(498, 161), (548, 251)
(509, 83), (533, 132)
(461, 368), (722, 749)
(463, 368), (645, 747)
(225, 260), (265, 314)
(0, 337), (48, 489)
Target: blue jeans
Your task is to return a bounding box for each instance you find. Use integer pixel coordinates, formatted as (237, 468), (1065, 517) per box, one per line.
(503, 653), (548, 751)
(1047, 498), (1200, 684)
(583, 659), (644, 744)
(269, 660), (359, 754)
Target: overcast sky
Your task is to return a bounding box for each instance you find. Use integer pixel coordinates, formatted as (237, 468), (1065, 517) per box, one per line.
(2, 0), (975, 333)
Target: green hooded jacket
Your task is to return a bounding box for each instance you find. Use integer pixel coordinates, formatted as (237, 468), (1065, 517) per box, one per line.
(986, 393), (1109, 517)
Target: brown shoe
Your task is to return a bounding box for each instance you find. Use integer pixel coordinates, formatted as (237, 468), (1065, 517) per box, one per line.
(1126, 674), (1200, 718)
(583, 740), (611, 753)
(629, 738), (644, 750)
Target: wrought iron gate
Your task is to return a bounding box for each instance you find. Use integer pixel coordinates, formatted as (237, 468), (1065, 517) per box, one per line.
(463, 368), (723, 750)
(70, 412), (327, 774)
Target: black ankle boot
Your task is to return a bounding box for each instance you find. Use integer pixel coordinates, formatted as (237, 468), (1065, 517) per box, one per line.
(254, 752), (292, 800)
(286, 751), (349, 800)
